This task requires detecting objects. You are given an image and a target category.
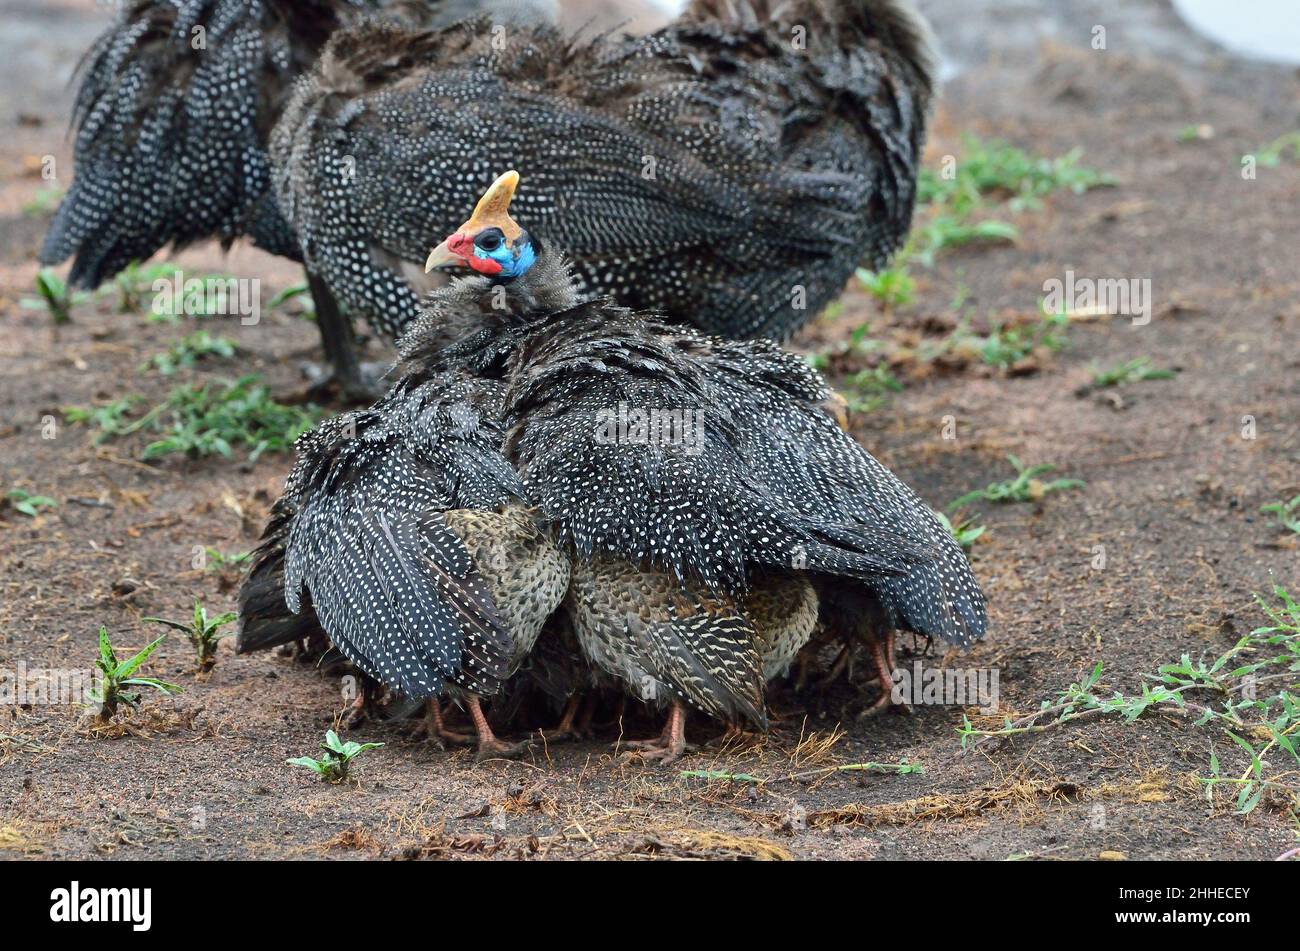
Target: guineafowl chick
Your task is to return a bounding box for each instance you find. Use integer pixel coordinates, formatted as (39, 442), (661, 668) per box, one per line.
(565, 557), (767, 762)
(435, 506), (570, 754)
(237, 373), (569, 759)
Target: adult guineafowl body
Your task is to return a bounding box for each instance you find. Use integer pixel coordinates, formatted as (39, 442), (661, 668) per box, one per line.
(41, 0), (371, 286)
(239, 172), (984, 760)
(271, 0), (936, 358)
(40, 0), (556, 397)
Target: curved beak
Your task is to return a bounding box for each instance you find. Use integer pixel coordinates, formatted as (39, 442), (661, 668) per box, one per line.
(425, 238), (463, 272)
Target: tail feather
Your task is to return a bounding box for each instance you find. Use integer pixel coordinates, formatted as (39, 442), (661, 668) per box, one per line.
(237, 547), (326, 654)
(243, 377), (524, 699)
(679, 0), (937, 96)
(294, 508), (512, 698)
(236, 500), (326, 653)
(41, 0), (364, 285)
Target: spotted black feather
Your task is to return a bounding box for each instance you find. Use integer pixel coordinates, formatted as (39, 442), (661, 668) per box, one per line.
(400, 245), (985, 657)
(41, 0), (554, 289)
(700, 337), (988, 646)
(41, 0), (371, 285)
(241, 374), (523, 697)
(272, 0), (935, 342)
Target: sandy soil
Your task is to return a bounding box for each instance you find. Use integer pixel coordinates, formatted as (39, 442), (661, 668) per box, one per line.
(0, 0), (1297, 860)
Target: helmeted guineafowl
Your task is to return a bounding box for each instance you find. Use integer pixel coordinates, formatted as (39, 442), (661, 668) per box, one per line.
(240, 171), (985, 759)
(270, 0), (936, 369)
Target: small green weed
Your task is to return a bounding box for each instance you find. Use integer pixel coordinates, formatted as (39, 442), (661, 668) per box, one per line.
(90, 627), (182, 723)
(949, 455), (1085, 510)
(1090, 356), (1176, 388)
(144, 601), (237, 673)
(1260, 496), (1300, 536)
(1256, 131), (1300, 167)
(22, 186), (65, 217)
(855, 265), (915, 308)
(935, 511), (987, 553)
(843, 363), (903, 413)
(5, 489), (57, 518)
(143, 330), (238, 375)
(288, 730), (384, 783)
(20, 269), (88, 325)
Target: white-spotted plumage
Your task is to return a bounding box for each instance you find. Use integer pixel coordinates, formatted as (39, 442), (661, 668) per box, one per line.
(41, 0), (558, 289)
(240, 230), (985, 726)
(272, 0), (936, 342)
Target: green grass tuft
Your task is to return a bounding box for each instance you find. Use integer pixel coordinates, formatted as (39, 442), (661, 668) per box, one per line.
(143, 601), (237, 673)
(5, 489), (57, 518)
(1090, 356), (1176, 388)
(950, 454), (1084, 511)
(142, 330), (238, 375)
(936, 511), (987, 553)
(960, 587), (1300, 818)
(65, 376), (319, 463)
(1260, 496), (1300, 536)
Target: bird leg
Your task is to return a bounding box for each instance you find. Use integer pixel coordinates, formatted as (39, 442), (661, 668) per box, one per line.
(859, 628), (909, 717)
(301, 271), (385, 403)
(276, 630), (329, 664)
(342, 690), (368, 729)
(466, 695), (531, 762)
(709, 720), (765, 749)
(621, 702), (690, 764)
(816, 642), (854, 688)
(541, 692), (595, 743)
(342, 674), (381, 729)
(419, 699), (474, 748)
(575, 691), (597, 735)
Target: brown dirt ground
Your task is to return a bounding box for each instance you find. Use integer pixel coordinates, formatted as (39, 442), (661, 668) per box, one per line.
(1, 1), (1297, 860)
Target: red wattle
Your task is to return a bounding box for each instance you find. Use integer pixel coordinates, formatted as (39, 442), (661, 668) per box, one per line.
(468, 257), (503, 275)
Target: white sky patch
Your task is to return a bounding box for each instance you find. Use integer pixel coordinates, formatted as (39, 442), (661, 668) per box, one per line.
(1172, 0), (1300, 64)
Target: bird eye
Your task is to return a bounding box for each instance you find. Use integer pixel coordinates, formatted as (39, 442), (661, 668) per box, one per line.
(475, 229), (503, 252)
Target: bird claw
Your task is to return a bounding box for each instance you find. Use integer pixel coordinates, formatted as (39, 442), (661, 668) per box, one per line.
(616, 737), (693, 765)
(475, 738), (533, 763)
(403, 719), (470, 748)
(539, 727), (589, 745)
(618, 744), (688, 766)
(856, 690), (911, 719)
(707, 728), (763, 750)
(435, 729), (477, 746)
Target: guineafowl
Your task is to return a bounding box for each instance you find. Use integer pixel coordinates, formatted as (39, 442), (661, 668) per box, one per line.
(240, 171), (984, 760)
(40, 0), (557, 398)
(270, 0), (935, 370)
(237, 371), (570, 758)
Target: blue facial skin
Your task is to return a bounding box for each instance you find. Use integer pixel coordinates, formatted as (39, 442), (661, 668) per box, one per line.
(473, 236), (536, 279)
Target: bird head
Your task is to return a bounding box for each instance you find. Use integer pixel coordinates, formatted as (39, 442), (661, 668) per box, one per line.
(424, 170), (536, 280)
